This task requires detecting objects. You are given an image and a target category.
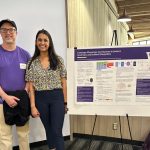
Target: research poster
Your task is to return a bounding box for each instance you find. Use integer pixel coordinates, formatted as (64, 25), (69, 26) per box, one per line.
(74, 47), (150, 105)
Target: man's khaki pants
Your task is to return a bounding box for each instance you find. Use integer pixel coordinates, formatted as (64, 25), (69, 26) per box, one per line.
(0, 105), (30, 150)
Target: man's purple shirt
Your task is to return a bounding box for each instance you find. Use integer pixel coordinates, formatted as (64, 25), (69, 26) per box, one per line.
(0, 46), (30, 104)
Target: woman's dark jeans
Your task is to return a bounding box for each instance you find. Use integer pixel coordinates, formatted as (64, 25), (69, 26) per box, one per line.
(35, 89), (65, 150)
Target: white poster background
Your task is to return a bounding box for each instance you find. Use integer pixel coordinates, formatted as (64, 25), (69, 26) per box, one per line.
(67, 47), (150, 117)
(0, 0), (70, 146)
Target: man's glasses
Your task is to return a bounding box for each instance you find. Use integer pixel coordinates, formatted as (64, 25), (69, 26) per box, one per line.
(0, 28), (16, 33)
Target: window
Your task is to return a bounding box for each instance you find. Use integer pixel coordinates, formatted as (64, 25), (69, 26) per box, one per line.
(132, 40), (150, 46)
(132, 42), (139, 45)
(139, 41), (146, 45)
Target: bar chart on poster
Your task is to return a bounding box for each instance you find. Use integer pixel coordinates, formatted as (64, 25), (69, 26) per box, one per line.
(67, 46), (150, 116)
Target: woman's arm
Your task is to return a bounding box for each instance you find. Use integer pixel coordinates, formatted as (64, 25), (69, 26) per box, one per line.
(61, 78), (68, 113)
(61, 78), (67, 103)
(28, 81), (36, 107)
(28, 81), (40, 117)
(25, 82), (30, 93)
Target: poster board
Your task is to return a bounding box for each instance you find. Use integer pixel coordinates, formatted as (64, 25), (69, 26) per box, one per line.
(67, 46), (150, 116)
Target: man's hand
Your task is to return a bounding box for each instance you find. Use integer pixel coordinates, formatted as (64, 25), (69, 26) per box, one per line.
(4, 95), (20, 108)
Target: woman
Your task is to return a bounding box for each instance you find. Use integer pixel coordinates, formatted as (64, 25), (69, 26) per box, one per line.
(25, 29), (67, 150)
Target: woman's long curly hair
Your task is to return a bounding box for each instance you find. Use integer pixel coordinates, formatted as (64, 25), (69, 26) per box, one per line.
(28, 29), (59, 70)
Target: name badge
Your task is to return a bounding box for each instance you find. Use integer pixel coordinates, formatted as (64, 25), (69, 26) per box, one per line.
(20, 63), (26, 69)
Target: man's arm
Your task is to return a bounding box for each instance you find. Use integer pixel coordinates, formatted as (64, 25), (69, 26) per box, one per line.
(0, 86), (8, 100)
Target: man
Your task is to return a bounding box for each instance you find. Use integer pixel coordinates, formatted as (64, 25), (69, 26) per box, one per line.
(0, 19), (30, 150)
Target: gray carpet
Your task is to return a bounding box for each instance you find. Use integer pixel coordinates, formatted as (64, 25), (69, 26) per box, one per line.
(30, 138), (143, 150)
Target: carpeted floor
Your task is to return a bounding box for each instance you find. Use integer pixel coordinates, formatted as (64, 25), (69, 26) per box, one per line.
(30, 137), (143, 150)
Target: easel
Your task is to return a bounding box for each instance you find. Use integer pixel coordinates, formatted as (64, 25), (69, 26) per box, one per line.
(111, 30), (133, 150)
(88, 30), (119, 149)
(87, 114), (97, 150)
(111, 29), (118, 46)
(88, 30), (133, 150)
(70, 42), (134, 150)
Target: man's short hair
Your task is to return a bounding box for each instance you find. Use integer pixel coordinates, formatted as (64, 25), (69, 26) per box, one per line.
(0, 19), (17, 31)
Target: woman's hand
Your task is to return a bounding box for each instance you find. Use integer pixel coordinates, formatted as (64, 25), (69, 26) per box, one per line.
(64, 102), (68, 114)
(31, 106), (40, 118)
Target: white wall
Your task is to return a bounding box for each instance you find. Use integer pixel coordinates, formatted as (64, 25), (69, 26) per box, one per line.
(0, 0), (70, 146)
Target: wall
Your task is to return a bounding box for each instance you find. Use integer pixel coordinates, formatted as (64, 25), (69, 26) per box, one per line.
(66, 0), (150, 141)
(66, 0), (128, 47)
(0, 0), (70, 146)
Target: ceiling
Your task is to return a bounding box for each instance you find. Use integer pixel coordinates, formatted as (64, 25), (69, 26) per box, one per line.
(115, 0), (150, 40)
